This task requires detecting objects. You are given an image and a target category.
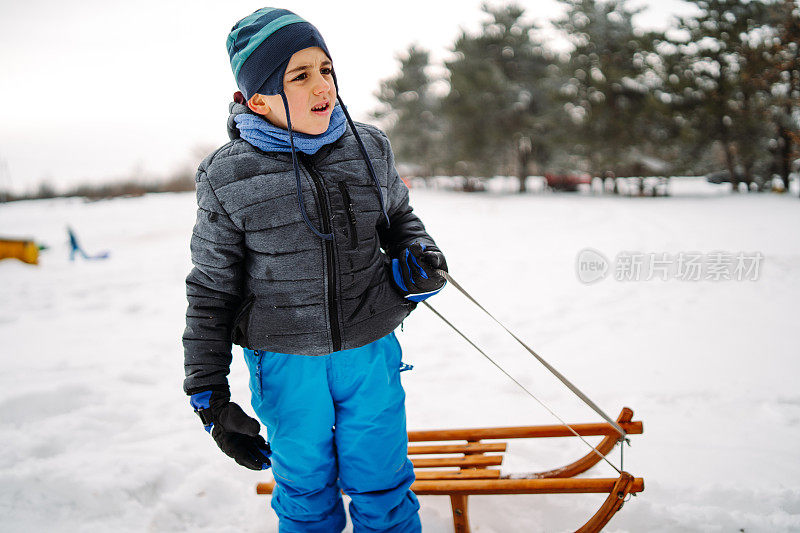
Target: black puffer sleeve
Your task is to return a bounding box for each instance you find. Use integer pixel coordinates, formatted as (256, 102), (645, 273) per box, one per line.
(182, 160), (245, 395)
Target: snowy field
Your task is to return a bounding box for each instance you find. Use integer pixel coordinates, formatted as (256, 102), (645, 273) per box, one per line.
(1, 178), (799, 532)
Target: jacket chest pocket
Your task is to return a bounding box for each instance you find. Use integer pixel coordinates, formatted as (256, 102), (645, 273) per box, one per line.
(337, 181), (359, 250)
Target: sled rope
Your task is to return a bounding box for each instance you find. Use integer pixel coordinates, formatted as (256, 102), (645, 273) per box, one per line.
(433, 269), (627, 440)
(422, 301), (622, 475)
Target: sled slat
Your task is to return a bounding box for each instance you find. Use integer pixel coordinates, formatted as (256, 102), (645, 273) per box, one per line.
(406, 469), (502, 480)
(408, 420), (642, 442)
(412, 455), (503, 468)
(410, 476), (644, 495)
(408, 442), (507, 455)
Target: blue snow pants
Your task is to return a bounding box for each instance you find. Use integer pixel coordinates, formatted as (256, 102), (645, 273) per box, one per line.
(243, 332), (421, 533)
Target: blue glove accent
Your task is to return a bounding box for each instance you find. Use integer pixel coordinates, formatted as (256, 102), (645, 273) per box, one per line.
(190, 391), (214, 433)
(391, 257), (409, 292)
(190, 391), (212, 411)
(392, 241), (445, 301)
(409, 251), (428, 279)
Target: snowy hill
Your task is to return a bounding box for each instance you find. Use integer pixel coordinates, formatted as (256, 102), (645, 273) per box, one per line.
(1, 184), (799, 532)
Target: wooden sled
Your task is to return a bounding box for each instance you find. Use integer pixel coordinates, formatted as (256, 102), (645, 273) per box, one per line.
(256, 407), (644, 532)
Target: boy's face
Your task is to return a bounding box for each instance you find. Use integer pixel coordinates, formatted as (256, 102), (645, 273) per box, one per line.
(247, 47), (336, 135)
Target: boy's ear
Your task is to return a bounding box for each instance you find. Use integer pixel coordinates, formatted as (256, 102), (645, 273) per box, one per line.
(247, 94), (270, 115)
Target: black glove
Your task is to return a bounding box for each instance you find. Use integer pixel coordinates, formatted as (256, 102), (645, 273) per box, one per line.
(390, 242), (448, 302)
(190, 390), (271, 471)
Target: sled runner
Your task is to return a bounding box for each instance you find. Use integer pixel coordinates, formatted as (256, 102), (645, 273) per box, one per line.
(257, 407), (643, 532)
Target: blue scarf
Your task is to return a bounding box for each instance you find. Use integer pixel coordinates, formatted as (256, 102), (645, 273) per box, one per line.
(234, 104), (347, 155)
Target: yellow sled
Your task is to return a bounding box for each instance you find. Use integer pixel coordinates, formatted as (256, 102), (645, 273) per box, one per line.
(0, 238), (39, 265)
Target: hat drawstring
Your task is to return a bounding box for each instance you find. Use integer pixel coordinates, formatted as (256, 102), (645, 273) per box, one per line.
(337, 94), (391, 231)
(280, 91), (392, 241)
(281, 92), (333, 241)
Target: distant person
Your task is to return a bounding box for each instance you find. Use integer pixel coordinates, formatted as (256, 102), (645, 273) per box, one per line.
(67, 226), (88, 261)
(67, 226), (109, 261)
(182, 7), (447, 532)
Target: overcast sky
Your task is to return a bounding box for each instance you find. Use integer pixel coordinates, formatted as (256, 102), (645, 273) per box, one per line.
(0, 0), (697, 193)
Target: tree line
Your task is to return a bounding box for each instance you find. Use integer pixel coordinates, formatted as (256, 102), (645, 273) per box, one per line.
(373, 0), (800, 194)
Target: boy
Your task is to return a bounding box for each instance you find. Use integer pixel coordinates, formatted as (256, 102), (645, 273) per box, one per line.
(182, 7), (447, 533)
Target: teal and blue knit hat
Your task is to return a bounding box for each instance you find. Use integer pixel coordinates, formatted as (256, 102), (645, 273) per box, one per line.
(227, 7), (333, 99)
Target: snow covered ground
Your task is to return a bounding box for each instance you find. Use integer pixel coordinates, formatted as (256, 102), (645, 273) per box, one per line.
(1, 179), (799, 532)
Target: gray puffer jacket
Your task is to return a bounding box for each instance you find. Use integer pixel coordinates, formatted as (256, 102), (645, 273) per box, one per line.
(182, 101), (440, 393)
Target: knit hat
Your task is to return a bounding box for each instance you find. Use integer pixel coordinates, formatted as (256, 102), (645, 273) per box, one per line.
(227, 7), (333, 100)
(225, 7), (390, 240)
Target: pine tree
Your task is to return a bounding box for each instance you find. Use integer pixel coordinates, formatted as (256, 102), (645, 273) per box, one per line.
(554, 0), (657, 183)
(763, 0), (800, 194)
(373, 44), (443, 177)
(442, 3), (555, 192)
(666, 0), (777, 191)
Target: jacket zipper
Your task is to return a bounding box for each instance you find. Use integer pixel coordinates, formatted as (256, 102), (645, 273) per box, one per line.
(298, 155), (342, 352)
(337, 181), (359, 250)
